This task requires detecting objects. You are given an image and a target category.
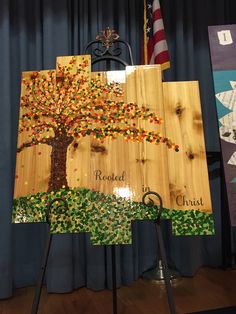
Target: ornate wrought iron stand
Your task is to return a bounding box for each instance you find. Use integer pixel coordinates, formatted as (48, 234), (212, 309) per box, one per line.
(31, 198), (69, 314)
(84, 27), (134, 68)
(85, 28), (177, 313)
(142, 191), (176, 314)
(84, 27), (135, 314)
(32, 28), (177, 314)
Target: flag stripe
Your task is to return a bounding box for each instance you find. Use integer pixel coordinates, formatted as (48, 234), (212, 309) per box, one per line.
(154, 50), (169, 64)
(143, 0), (170, 70)
(153, 19), (164, 34)
(148, 40), (168, 64)
(154, 39), (168, 56)
(153, 29), (166, 43)
(152, 0), (160, 10)
(153, 8), (162, 21)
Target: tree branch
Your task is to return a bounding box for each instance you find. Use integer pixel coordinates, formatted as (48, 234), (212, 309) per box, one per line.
(17, 137), (54, 153)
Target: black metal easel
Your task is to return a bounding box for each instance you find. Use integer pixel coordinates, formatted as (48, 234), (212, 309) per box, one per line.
(85, 27), (177, 313)
(142, 191), (176, 314)
(31, 198), (69, 314)
(32, 27), (177, 314)
(85, 27), (134, 314)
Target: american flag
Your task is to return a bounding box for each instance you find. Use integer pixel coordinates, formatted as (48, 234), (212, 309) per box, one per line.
(143, 0), (170, 70)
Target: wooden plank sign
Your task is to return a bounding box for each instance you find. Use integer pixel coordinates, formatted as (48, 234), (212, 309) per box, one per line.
(12, 55), (214, 245)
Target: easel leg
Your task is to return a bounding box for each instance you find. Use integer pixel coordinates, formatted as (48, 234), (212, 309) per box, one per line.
(31, 232), (53, 314)
(111, 245), (117, 314)
(156, 224), (176, 314)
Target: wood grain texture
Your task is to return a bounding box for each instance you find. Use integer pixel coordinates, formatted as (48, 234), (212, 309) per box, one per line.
(14, 71), (53, 197)
(125, 65), (171, 206)
(56, 55), (91, 75)
(163, 81), (212, 212)
(14, 61), (212, 216)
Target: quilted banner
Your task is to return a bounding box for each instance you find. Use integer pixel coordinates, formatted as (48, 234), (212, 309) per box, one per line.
(208, 24), (236, 226)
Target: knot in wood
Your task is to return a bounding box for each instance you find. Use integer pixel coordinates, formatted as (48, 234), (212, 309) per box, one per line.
(176, 104), (183, 115)
(136, 158), (147, 164)
(188, 153), (194, 160)
(91, 144), (107, 154)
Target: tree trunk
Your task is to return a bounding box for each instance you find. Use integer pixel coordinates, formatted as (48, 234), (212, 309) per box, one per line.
(47, 130), (73, 192)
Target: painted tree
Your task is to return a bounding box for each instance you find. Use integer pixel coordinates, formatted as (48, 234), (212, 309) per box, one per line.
(17, 56), (178, 192)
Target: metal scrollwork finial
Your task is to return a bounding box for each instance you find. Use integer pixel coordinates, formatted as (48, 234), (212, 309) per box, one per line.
(45, 197), (69, 225)
(96, 27), (120, 49)
(142, 191), (163, 223)
(84, 27), (134, 67)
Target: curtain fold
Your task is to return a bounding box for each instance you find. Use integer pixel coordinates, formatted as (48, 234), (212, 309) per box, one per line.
(0, 0), (236, 300)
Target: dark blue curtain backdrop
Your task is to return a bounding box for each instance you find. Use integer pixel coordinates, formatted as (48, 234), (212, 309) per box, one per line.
(0, 0), (236, 299)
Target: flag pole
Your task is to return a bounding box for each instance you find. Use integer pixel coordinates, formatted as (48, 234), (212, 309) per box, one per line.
(143, 0), (148, 65)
